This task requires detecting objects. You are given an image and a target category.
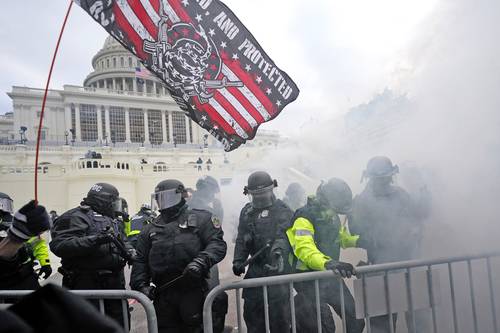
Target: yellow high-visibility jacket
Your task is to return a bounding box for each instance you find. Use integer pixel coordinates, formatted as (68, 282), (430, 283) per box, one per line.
(26, 236), (51, 267)
(286, 212), (359, 272)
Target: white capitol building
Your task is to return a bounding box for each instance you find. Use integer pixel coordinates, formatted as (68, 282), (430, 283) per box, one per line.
(0, 36), (284, 214)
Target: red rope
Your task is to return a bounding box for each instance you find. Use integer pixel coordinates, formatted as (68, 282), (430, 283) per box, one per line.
(34, 0), (73, 203)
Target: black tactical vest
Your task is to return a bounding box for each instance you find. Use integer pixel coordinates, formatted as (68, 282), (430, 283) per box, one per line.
(293, 198), (342, 261)
(147, 209), (208, 280)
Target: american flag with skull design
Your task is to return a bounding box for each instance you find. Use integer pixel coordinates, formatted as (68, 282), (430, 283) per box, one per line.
(74, 0), (299, 151)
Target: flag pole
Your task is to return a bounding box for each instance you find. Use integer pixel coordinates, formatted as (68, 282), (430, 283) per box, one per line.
(34, 0), (73, 203)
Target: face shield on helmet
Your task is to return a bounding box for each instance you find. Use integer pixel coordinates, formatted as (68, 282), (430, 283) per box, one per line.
(151, 188), (184, 211)
(0, 197), (13, 214)
(113, 198), (128, 216)
(246, 184), (275, 209)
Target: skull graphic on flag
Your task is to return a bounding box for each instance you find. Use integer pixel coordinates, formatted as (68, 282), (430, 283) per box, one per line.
(145, 18), (243, 104)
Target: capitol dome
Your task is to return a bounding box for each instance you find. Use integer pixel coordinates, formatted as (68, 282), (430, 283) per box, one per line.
(84, 36), (167, 95)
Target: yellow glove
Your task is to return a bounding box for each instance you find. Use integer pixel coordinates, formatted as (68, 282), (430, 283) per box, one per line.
(339, 226), (359, 249)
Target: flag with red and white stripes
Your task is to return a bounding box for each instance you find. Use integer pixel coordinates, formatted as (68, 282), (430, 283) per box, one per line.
(74, 0), (299, 151)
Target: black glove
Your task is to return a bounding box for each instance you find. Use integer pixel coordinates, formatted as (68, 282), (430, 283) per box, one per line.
(324, 260), (356, 278)
(139, 286), (156, 300)
(93, 232), (114, 245)
(38, 265), (53, 279)
(265, 250), (284, 274)
(232, 262), (245, 276)
(8, 200), (51, 242)
(183, 257), (207, 279)
(127, 248), (138, 262)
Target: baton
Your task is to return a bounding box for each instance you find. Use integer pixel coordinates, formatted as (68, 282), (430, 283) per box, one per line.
(157, 274), (185, 293)
(242, 243), (271, 267)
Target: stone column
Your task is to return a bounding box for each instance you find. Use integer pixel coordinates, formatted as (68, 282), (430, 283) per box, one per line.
(105, 106), (111, 144)
(185, 116), (191, 144)
(104, 79), (108, 89)
(153, 81), (157, 96)
(112, 78), (116, 91)
(64, 105), (72, 132)
(132, 78), (137, 92)
(143, 110), (150, 144)
(96, 106), (103, 141)
(125, 108), (131, 143)
(168, 111), (174, 143)
(75, 104), (81, 141)
(161, 110), (167, 144)
(122, 78), (126, 92)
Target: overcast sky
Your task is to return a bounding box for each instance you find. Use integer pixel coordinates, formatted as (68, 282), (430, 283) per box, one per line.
(0, 0), (437, 135)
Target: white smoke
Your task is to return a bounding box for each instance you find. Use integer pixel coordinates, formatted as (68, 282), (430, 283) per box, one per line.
(230, 0), (500, 257)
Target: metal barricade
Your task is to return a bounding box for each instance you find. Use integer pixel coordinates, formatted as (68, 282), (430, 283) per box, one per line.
(0, 289), (158, 333)
(203, 251), (500, 333)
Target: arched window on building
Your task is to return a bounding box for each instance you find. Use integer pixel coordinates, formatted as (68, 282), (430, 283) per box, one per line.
(164, 110), (170, 142)
(120, 57), (124, 67)
(128, 57), (132, 68)
(87, 161), (92, 168)
(93, 161), (98, 168)
(80, 104), (98, 142)
(106, 58), (110, 68)
(129, 108), (145, 143)
(70, 104), (77, 141)
(109, 107), (126, 143)
(101, 106), (106, 140)
(148, 110), (163, 145)
(172, 112), (187, 144)
(113, 58), (117, 68)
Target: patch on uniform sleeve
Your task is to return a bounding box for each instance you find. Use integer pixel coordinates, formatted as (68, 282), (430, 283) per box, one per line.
(211, 216), (221, 229)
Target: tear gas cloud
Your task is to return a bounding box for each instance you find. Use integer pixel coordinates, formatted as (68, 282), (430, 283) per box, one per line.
(224, 0), (500, 258)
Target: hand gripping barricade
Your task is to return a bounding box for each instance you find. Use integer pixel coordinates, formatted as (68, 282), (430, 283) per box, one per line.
(203, 251), (500, 333)
(0, 289), (158, 333)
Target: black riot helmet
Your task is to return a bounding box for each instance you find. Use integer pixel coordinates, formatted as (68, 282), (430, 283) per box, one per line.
(196, 175), (220, 194)
(0, 192), (13, 215)
(286, 182), (305, 200)
(244, 171), (277, 209)
(316, 178), (353, 214)
(152, 179), (187, 212)
(363, 156), (399, 181)
(84, 183), (120, 218)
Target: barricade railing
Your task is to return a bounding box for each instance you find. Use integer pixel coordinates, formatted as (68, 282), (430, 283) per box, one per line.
(203, 251), (500, 333)
(0, 289), (158, 333)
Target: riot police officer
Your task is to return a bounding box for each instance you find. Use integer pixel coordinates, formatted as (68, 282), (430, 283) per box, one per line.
(125, 204), (156, 248)
(350, 156), (431, 332)
(232, 171), (294, 333)
(283, 182), (306, 211)
(188, 175), (229, 333)
(0, 197), (52, 290)
(50, 183), (133, 328)
(131, 179), (227, 333)
(189, 175), (224, 221)
(287, 179), (364, 333)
